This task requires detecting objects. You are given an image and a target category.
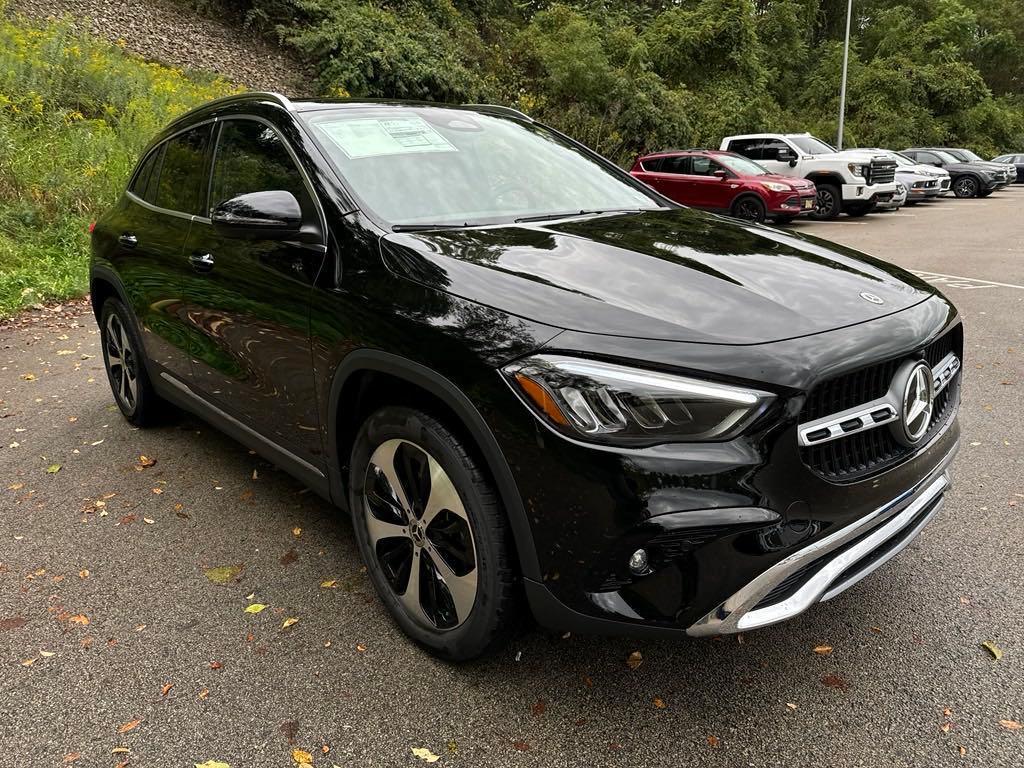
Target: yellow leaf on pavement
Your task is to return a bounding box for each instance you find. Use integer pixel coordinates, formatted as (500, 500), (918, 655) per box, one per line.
(626, 651), (643, 669)
(813, 645), (834, 655)
(292, 748), (314, 765)
(320, 580), (337, 588)
(411, 746), (440, 763)
(982, 641), (1003, 660)
(244, 603), (267, 614)
(292, 526), (302, 537)
(204, 565), (242, 584)
(282, 617), (299, 629)
(1000, 719), (1022, 730)
(46, 464), (62, 474)
(195, 762), (231, 768)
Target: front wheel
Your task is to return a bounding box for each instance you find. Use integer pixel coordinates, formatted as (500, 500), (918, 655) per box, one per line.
(730, 195), (767, 223)
(349, 406), (520, 660)
(810, 183), (841, 220)
(953, 176), (979, 198)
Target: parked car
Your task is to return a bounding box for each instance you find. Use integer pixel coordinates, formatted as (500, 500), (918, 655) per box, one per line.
(852, 149), (948, 201)
(875, 181), (907, 211)
(629, 149), (817, 223)
(940, 148), (1015, 186)
(90, 93), (962, 659)
(901, 148), (1005, 198)
(719, 133), (899, 219)
(992, 153), (1024, 183)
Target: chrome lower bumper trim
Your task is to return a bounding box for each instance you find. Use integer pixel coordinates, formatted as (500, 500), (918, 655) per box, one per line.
(687, 445), (956, 636)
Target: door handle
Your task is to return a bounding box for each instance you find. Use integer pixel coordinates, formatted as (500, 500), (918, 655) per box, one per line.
(119, 233), (138, 248)
(188, 252), (215, 273)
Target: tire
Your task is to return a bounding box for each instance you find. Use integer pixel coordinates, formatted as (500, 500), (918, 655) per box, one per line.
(810, 183), (841, 220)
(730, 194), (767, 223)
(349, 406), (519, 660)
(953, 175), (979, 198)
(99, 298), (168, 427)
(845, 202), (876, 217)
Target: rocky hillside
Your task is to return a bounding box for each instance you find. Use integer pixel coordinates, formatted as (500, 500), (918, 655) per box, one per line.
(5, 0), (306, 92)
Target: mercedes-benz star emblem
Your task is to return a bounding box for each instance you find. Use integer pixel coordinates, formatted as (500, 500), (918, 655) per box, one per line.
(860, 292), (884, 305)
(891, 360), (934, 446)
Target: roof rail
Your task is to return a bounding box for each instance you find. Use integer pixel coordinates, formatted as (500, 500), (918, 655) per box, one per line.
(462, 103), (533, 121)
(206, 91), (295, 111)
(651, 148), (709, 154)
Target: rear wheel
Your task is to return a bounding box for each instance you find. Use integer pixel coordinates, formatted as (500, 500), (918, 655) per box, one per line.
(953, 175), (979, 198)
(99, 298), (168, 427)
(810, 183), (841, 220)
(730, 195), (767, 223)
(349, 406), (519, 660)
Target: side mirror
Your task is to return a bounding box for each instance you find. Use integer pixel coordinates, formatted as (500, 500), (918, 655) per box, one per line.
(211, 191), (303, 239)
(712, 169), (729, 179)
(777, 148), (798, 166)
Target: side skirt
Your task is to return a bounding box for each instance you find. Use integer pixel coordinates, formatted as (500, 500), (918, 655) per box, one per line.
(154, 372), (332, 501)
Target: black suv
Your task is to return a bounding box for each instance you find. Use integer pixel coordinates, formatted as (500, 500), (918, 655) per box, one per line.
(91, 93), (962, 660)
(902, 148), (1009, 197)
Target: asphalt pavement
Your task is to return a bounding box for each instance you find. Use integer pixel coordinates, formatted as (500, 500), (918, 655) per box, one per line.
(2, 188), (1023, 768)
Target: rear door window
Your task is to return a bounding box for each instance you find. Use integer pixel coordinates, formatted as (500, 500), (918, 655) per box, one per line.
(690, 156), (716, 176)
(726, 139), (762, 159)
(640, 157), (663, 172)
(658, 156), (690, 174)
(153, 125), (213, 215)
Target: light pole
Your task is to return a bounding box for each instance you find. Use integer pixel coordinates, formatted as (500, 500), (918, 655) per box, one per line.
(837, 0), (853, 149)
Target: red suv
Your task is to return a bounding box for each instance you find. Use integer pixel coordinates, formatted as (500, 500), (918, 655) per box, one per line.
(630, 149), (818, 223)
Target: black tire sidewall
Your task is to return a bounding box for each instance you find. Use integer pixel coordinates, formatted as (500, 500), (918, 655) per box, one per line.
(732, 195), (766, 223)
(812, 184), (841, 219)
(954, 176), (978, 198)
(349, 406), (512, 660)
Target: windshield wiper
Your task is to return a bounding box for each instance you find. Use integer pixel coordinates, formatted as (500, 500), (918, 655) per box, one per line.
(391, 222), (477, 232)
(514, 208), (644, 224)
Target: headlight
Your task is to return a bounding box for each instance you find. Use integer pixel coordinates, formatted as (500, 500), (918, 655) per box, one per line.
(760, 181), (792, 192)
(847, 163), (868, 178)
(502, 355), (774, 445)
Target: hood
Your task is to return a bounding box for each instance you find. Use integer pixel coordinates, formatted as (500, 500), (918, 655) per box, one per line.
(764, 173), (815, 190)
(380, 208), (936, 345)
(811, 150), (884, 163)
(895, 170), (934, 183)
(912, 164), (949, 177)
(944, 161), (997, 175)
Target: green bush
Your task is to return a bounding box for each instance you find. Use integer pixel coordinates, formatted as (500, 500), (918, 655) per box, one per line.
(0, 6), (236, 317)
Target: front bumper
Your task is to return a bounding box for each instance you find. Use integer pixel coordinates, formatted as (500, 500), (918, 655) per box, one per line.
(498, 299), (962, 639)
(842, 181), (898, 204)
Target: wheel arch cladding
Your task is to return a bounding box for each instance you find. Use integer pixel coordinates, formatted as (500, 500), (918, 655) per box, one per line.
(328, 349), (541, 581)
(89, 268), (128, 321)
(804, 172), (844, 187)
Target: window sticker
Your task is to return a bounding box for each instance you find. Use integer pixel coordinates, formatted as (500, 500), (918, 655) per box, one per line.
(317, 117), (457, 159)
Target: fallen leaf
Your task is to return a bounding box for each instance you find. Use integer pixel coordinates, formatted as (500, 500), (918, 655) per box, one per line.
(786, 702), (798, 710)
(626, 650), (643, 670)
(46, 464), (62, 474)
(292, 748), (314, 765)
(20, 657), (36, 666)
(119, 514), (136, 525)
(355, 643), (367, 652)
(68, 614), (89, 625)
(76, 568), (89, 579)
(940, 722), (952, 733)
(531, 699), (546, 716)
(279, 720), (299, 744)
(282, 617), (299, 630)
(813, 644), (834, 655)
(244, 603), (267, 614)
(707, 735), (720, 748)
(0, 617), (27, 631)
(446, 739), (457, 755)
(161, 683), (174, 696)
(195, 762), (231, 768)
(209, 661), (223, 670)
(138, 455), (156, 468)
(653, 697), (667, 709)
(204, 565), (242, 585)
(7, 482), (24, 490)
(280, 548), (298, 566)
(151, 488), (163, 495)
(143, 518), (155, 524)
(821, 673), (849, 691)
(982, 641), (1003, 660)
(21, 373), (36, 381)
(63, 753), (81, 763)
(292, 527), (302, 537)
(999, 719), (1022, 730)
(39, 650), (55, 657)
(320, 580), (338, 588)
(512, 741), (530, 752)
(411, 746), (440, 762)
(198, 688), (209, 700)
(959, 746), (967, 757)
(118, 719), (141, 734)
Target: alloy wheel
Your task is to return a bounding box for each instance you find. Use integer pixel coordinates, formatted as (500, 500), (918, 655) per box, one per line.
(104, 313), (138, 412)
(814, 188), (836, 217)
(363, 438), (478, 630)
(735, 198), (765, 222)
(954, 177), (977, 198)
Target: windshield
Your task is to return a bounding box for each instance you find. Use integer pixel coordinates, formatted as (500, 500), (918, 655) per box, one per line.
(933, 150), (960, 164)
(957, 148), (983, 162)
(716, 154), (769, 176)
(301, 106), (662, 227)
(789, 135), (836, 154)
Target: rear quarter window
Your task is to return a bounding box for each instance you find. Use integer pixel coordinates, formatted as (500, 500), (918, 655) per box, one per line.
(152, 124), (213, 215)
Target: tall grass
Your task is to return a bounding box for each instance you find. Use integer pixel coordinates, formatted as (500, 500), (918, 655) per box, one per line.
(0, 4), (237, 317)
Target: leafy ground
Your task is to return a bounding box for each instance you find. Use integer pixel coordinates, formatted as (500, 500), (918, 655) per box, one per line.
(0, 5), (236, 318)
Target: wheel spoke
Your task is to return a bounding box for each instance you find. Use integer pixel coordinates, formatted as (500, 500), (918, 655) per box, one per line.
(370, 440), (414, 515)
(426, 546), (477, 624)
(422, 455), (465, 528)
(365, 512), (408, 546)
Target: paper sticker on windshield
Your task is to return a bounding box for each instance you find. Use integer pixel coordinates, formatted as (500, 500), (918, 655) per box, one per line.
(317, 117), (457, 159)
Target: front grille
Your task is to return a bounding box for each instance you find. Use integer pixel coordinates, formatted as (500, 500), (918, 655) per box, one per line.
(800, 325), (962, 482)
(868, 159), (897, 185)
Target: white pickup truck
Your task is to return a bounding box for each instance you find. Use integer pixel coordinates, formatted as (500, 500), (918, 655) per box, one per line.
(719, 133), (899, 219)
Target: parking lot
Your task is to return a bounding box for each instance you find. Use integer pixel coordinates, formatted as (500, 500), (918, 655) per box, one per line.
(2, 188), (1022, 768)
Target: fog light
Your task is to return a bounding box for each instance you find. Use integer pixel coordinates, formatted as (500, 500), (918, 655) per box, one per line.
(628, 548), (649, 575)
